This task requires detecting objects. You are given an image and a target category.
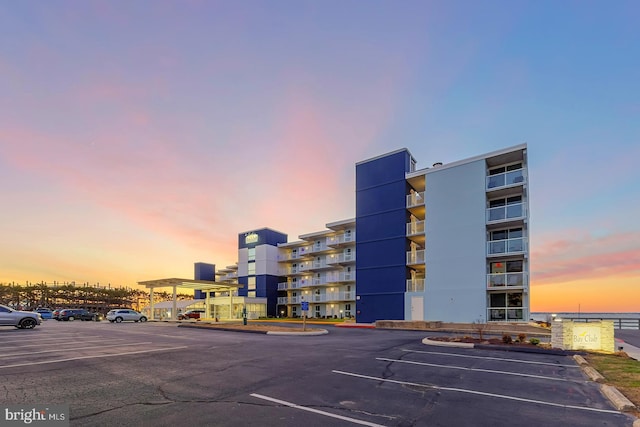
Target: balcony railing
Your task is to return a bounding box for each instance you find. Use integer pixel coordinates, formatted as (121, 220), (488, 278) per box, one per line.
(407, 191), (425, 208)
(406, 279), (425, 292)
(406, 220), (425, 235)
(309, 243), (330, 253)
(406, 250), (425, 265)
(326, 233), (356, 246)
(487, 273), (527, 289)
(277, 249), (310, 261)
(486, 169), (525, 190)
(487, 203), (524, 222)
(327, 252), (356, 264)
(487, 237), (527, 255)
(278, 281), (303, 290)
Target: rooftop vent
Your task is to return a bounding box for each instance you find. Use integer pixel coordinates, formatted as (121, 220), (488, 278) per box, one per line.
(432, 162), (443, 167)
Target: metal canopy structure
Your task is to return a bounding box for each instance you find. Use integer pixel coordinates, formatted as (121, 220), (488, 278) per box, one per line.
(138, 278), (243, 321)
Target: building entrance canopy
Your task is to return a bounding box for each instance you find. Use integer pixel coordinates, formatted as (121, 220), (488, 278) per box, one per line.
(138, 278), (243, 321)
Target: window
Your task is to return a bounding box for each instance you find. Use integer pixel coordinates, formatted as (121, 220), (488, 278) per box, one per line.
(315, 305), (321, 317)
(248, 247), (256, 261)
(248, 262), (256, 275)
(248, 291), (256, 298)
(248, 277), (256, 290)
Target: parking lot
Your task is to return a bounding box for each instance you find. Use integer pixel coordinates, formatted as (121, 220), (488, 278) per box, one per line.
(0, 321), (635, 426)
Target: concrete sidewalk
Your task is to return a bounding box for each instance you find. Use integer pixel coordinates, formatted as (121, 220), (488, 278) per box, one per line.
(616, 338), (640, 361)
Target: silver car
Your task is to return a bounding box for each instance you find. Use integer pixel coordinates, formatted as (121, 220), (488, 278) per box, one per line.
(106, 309), (147, 323)
(0, 304), (42, 329)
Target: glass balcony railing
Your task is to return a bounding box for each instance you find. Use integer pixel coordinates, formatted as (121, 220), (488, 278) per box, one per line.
(487, 273), (527, 289)
(406, 220), (425, 235)
(407, 191), (425, 208)
(406, 279), (425, 292)
(486, 169), (525, 190)
(486, 203), (524, 222)
(406, 250), (425, 265)
(487, 238), (526, 255)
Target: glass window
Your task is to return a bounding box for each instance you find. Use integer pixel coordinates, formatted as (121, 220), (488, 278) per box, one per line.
(508, 228), (523, 238)
(491, 230), (508, 241)
(506, 163), (522, 171)
(508, 293), (522, 307)
(489, 166), (505, 175)
(490, 293), (506, 307)
(506, 261), (523, 272)
(248, 277), (256, 290)
(248, 262), (256, 275)
(490, 262), (506, 274)
(248, 291), (256, 298)
(248, 248), (256, 261)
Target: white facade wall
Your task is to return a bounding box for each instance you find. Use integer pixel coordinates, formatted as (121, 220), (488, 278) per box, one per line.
(423, 159), (489, 322)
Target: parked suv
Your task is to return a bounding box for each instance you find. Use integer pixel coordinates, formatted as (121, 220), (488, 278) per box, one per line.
(106, 309), (147, 323)
(57, 309), (102, 321)
(0, 304), (42, 329)
(178, 309), (205, 320)
(34, 308), (53, 319)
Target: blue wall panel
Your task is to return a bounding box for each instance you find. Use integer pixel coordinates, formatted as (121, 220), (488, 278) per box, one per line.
(194, 262), (215, 299)
(355, 149), (412, 323)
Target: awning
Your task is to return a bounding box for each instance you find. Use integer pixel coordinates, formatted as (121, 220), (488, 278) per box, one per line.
(143, 299), (204, 310)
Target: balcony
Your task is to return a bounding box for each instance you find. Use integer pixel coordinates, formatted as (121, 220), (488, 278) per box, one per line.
(277, 249), (310, 261)
(309, 242), (330, 254)
(406, 278), (425, 292)
(323, 272), (356, 283)
(486, 203), (525, 223)
(325, 292), (354, 302)
(406, 191), (425, 208)
(486, 169), (525, 190)
(327, 252), (356, 265)
(326, 233), (356, 247)
(406, 220), (425, 235)
(406, 250), (425, 265)
(487, 273), (527, 289)
(487, 237), (527, 256)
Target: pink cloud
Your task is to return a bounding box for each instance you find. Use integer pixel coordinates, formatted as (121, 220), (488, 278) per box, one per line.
(531, 230), (640, 285)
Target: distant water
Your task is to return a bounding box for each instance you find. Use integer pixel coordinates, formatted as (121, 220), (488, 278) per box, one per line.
(531, 312), (640, 321)
(531, 312), (640, 330)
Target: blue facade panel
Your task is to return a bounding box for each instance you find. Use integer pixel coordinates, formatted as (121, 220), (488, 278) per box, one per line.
(355, 150), (411, 323)
(238, 228), (287, 249)
(194, 262), (215, 299)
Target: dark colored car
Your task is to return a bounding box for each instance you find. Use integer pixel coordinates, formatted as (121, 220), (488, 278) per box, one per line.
(34, 308), (53, 319)
(52, 309), (64, 320)
(57, 309), (102, 321)
(178, 309), (205, 320)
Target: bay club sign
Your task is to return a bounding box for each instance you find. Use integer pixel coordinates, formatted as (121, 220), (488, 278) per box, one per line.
(551, 320), (615, 353)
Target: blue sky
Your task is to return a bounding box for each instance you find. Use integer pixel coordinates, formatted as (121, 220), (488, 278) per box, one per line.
(1, 1), (638, 310)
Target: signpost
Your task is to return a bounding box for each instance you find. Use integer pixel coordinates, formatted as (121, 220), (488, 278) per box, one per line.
(301, 300), (309, 331)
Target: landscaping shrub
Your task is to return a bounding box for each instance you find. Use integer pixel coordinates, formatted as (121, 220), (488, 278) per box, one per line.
(518, 333), (527, 343)
(502, 334), (513, 344)
(529, 338), (540, 346)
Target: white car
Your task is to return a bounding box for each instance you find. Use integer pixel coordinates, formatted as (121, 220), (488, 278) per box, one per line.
(106, 309), (147, 323)
(0, 304), (42, 329)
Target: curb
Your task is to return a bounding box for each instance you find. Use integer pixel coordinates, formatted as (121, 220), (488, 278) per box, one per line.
(177, 324), (328, 336)
(600, 385), (636, 412)
(266, 329), (328, 336)
(422, 337), (474, 348)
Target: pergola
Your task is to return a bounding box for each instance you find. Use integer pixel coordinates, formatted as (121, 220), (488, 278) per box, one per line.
(138, 278), (243, 321)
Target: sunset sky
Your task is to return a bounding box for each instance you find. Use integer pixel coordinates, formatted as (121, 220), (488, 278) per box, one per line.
(1, 1), (638, 312)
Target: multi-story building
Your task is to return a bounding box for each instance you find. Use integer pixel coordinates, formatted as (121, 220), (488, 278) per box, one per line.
(355, 143), (529, 323)
(276, 219), (356, 319)
(196, 144), (529, 323)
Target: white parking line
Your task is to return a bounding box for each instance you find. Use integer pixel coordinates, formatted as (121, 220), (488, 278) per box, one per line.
(0, 338), (126, 348)
(250, 393), (386, 427)
(376, 357), (575, 382)
(332, 370), (620, 415)
(0, 342), (152, 358)
(401, 349), (578, 368)
(0, 334), (95, 344)
(0, 346), (188, 369)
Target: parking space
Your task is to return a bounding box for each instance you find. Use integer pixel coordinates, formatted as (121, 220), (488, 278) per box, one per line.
(0, 324), (636, 426)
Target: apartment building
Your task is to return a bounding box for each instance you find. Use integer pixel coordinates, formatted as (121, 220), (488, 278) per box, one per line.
(355, 144), (529, 323)
(199, 144), (529, 323)
(276, 219), (356, 319)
